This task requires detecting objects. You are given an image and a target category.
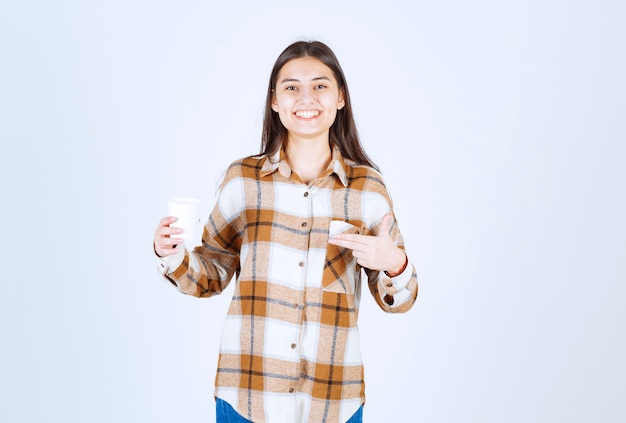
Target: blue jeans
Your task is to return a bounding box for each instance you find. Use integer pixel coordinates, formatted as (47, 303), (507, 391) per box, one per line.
(215, 398), (363, 422)
(215, 398), (253, 423)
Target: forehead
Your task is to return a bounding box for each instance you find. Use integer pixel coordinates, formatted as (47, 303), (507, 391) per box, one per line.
(277, 56), (337, 82)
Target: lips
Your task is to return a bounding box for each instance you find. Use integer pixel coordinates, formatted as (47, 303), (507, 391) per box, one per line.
(295, 110), (321, 119)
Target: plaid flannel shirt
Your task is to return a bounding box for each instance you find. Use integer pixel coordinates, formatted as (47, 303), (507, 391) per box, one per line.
(159, 146), (418, 423)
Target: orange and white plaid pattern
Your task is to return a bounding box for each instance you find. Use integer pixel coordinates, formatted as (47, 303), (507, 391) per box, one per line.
(161, 147), (418, 423)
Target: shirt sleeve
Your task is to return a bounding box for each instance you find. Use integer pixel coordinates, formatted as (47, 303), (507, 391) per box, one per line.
(157, 163), (244, 298)
(361, 173), (418, 313)
(155, 246), (184, 278)
(366, 220), (418, 313)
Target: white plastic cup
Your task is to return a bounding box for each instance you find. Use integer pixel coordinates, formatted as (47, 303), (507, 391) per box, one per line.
(168, 197), (202, 248)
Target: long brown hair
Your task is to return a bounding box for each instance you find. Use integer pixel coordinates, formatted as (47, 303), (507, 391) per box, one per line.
(260, 40), (378, 171)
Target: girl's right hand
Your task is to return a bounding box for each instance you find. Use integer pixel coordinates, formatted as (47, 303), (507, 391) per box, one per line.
(154, 217), (184, 257)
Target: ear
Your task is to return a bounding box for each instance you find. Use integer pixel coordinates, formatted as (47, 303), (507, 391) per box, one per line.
(337, 88), (346, 110)
(271, 90), (278, 112)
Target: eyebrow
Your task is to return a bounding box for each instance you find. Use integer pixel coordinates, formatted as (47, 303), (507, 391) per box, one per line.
(279, 76), (332, 84)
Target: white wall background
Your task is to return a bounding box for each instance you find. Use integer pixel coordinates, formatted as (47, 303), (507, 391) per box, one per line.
(1, 0), (625, 422)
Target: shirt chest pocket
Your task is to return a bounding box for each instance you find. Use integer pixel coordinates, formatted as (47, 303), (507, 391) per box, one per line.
(322, 221), (362, 294)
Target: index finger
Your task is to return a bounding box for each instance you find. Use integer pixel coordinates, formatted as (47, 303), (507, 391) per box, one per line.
(327, 234), (368, 250)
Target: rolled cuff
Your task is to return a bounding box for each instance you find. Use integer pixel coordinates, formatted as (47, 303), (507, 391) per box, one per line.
(155, 246), (185, 276)
(383, 259), (413, 293)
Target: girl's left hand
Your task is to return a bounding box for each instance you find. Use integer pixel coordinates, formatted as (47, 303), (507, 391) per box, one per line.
(328, 213), (406, 273)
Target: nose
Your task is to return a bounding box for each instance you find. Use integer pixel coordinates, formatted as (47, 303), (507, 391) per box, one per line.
(298, 87), (315, 103)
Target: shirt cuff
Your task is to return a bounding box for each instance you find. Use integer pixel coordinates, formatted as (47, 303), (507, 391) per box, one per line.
(156, 247), (185, 276)
(382, 259), (413, 293)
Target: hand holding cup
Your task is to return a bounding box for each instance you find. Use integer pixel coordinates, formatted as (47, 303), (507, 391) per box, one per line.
(154, 197), (202, 257)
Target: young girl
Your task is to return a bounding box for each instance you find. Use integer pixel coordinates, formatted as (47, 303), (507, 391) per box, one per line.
(153, 40), (418, 423)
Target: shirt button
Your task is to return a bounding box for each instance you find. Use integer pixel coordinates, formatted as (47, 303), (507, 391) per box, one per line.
(291, 343), (297, 349)
(289, 387), (294, 393)
(301, 222), (307, 227)
(294, 303), (299, 309)
(298, 261), (305, 267)
(303, 192), (309, 197)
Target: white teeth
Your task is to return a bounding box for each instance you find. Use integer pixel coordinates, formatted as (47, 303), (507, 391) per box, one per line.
(296, 110), (320, 118)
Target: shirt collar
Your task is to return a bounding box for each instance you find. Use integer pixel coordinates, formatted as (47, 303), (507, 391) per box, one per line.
(259, 144), (349, 187)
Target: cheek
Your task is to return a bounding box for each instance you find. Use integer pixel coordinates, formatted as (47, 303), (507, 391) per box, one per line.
(274, 96), (292, 113)
(324, 94), (342, 109)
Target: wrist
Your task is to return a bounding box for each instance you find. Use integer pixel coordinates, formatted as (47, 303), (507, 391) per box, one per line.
(384, 251), (408, 278)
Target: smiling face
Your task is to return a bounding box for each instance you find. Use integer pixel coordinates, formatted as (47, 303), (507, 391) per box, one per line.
(271, 56), (345, 143)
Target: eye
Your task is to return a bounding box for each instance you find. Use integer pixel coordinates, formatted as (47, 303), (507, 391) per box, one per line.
(285, 85), (298, 91)
(314, 84), (327, 90)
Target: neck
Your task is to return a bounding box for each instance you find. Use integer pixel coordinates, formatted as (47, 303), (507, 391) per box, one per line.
(284, 134), (332, 184)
